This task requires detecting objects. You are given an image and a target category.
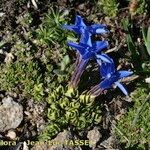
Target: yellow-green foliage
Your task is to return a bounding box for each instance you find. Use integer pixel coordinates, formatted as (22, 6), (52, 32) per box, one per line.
(39, 86), (102, 140)
(97, 0), (119, 17)
(116, 85), (150, 149)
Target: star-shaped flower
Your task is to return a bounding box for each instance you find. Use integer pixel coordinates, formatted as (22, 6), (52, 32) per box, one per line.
(67, 31), (109, 61)
(98, 59), (133, 95)
(62, 15), (109, 35)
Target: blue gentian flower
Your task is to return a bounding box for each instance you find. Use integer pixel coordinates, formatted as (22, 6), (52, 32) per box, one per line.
(68, 40), (110, 88)
(67, 31), (109, 61)
(98, 59), (133, 95)
(68, 32), (111, 88)
(62, 15), (109, 36)
(63, 15), (110, 89)
(68, 41), (109, 60)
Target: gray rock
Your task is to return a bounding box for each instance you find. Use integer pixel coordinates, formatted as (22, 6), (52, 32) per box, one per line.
(87, 127), (102, 149)
(99, 135), (121, 149)
(0, 96), (23, 132)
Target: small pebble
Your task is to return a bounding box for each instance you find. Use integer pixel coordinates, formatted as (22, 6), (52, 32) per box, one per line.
(78, 3), (85, 10)
(145, 77), (150, 83)
(0, 12), (5, 17)
(6, 130), (16, 139)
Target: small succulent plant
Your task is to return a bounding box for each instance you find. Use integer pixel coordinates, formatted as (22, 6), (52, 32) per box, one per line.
(39, 85), (101, 140)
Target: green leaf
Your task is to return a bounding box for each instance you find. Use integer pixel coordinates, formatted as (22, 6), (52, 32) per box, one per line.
(142, 26), (147, 44)
(142, 26), (150, 56)
(0, 41), (5, 48)
(65, 88), (75, 97)
(60, 55), (70, 71)
(146, 26), (150, 55)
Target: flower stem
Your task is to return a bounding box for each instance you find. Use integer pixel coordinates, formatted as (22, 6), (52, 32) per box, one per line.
(88, 84), (104, 97)
(69, 58), (89, 89)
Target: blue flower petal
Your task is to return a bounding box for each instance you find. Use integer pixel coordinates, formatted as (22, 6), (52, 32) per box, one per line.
(75, 15), (86, 27)
(115, 82), (128, 95)
(67, 41), (86, 55)
(99, 78), (113, 89)
(80, 31), (92, 47)
(108, 60), (115, 74)
(96, 54), (112, 63)
(93, 41), (109, 52)
(90, 24), (109, 34)
(82, 52), (94, 60)
(97, 59), (102, 66)
(99, 60), (115, 78)
(99, 62), (110, 77)
(99, 63), (108, 77)
(96, 28), (109, 34)
(118, 71), (133, 78)
(62, 25), (80, 34)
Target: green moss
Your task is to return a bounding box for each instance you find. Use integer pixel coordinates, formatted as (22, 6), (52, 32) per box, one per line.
(97, 0), (119, 18)
(16, 0), (27, 5)
(116, 84), (150, 149)
(0, 58), (44, 101)
(129, 0), (148, 15)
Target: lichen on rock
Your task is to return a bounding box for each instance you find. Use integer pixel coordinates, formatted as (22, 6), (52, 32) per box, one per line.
(0, 96), (23, 132)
